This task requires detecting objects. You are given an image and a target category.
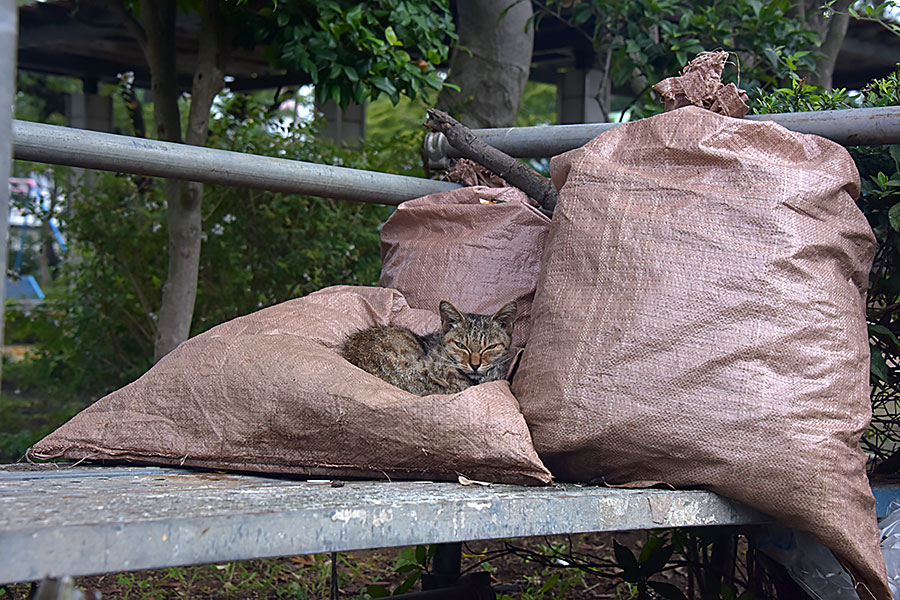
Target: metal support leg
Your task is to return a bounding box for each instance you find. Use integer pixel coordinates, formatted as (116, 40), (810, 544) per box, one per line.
(422, 542), (462, 590)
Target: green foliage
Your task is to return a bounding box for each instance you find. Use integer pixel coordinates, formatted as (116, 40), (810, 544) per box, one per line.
(366, 91), (435, 146)
(0, 390), (83, 462)
(516, 81), (558, 127)
(4, 91), (421, 409)
(244, 0), (457, 106)
(530, 0), (819, 117)
(365, 544), (433, 596)
(14, 72), (80, 125)
(749, 77), (857, 113)
(826, 0), (900, 37)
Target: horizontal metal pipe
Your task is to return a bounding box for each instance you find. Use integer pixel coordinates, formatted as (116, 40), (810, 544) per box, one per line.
(426, 106), (900, 162)
(13, 120), (461, 205)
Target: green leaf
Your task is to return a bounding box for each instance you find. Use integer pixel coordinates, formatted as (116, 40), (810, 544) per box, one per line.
(763, 46), (780, 69)
(888, 202), (900, 231)
(540, 573), (561, 593)
(638, 534), (664, 563)
(614, 540), (640, 581)
(639, 544), (674, 576)
(649, 581), (689, 600)
(870, 323), (900, 347)
(415, 545), (427, 566)
(871, 345), (890, 382)
(343, 65), (359, 82)
(394, 563), (420, 574)
(393, 571), (420, 595)
(370, 76), (397, 96)
(366, 584), (391, 598)
(889, 145), (900, 171)
(571, 4), (593, 26)
(385, 26), (400, 46)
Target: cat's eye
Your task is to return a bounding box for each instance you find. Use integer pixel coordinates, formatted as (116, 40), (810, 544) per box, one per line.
(454, 342), (468, 350)
(484, 343), (500, 351)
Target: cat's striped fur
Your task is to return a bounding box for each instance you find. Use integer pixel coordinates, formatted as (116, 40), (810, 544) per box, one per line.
(341, 301), (517, 396)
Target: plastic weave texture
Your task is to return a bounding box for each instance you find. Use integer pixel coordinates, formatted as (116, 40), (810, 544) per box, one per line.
(513, 106), (890, 598)
(30, 286), (552, 486)
(380, 186), (551, 350)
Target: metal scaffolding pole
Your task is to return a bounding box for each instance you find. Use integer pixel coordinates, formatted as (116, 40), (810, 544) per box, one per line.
(12, 120), (461, 205)
(0, 0), (18, 383)
(424, 106), (900, 167)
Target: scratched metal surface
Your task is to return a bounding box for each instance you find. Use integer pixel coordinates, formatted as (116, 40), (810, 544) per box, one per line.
(0, 464), (767, 584)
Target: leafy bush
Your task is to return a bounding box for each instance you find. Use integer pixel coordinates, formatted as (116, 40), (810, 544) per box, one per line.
(4, 92), (422, 411)
(531, 0), (820, 118)
(244, 0), (457, 106)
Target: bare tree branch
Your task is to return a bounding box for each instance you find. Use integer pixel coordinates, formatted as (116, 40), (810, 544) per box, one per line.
(425, 108), (558, 212)
(106, 0), (149, 52)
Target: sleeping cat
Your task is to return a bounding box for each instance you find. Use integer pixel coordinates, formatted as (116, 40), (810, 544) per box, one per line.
(341, 300), (517, 395)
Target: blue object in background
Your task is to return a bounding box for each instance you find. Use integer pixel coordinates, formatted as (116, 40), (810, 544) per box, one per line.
(5, 274), (44, 300)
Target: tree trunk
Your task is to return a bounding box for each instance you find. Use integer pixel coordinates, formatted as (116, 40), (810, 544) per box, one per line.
(805, 0), (852, 90)
(437, 0), (534, 128)
(135, 0), (228, 361)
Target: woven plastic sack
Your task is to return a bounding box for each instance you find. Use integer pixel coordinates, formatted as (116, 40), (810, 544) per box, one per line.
(30, 286), (552, 486)
(513, 106), (889, 598)
(380, 186), (551, 350)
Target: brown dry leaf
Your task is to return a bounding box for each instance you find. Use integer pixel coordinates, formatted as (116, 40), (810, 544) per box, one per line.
(446, 158), (508, 187)
(603, 480), (676, 490)
(652, 51), (748, 118)
(458, 474), (493, 486)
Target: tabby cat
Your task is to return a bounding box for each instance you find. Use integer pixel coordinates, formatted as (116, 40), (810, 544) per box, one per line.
(341, 300), (517, 395)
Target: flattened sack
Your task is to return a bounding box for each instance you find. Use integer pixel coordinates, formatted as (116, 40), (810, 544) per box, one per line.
(380, 186), (550, 349)
(31, 286), (551, 485)
(513, 106), (889, 598)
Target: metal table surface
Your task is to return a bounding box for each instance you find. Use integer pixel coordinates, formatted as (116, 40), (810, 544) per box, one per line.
(0, 464), (771, 584)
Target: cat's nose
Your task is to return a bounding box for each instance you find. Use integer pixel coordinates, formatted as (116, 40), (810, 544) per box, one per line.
(469, 354), (482, 371)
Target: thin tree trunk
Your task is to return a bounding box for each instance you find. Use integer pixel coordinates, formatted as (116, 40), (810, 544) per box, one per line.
(806, 0), (852, 90)
(437, 0), (534, 127)
(136, 0), (228, 361)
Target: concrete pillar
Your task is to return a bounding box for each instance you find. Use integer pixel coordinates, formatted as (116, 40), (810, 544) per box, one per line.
(316, 100), (366, 147)
(557, 68), (607, 124)
(65, 87), (113, 132)
(65, 81), (112, 249)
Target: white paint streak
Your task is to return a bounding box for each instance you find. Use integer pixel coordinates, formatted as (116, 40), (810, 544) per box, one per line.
(331, 509), (367, 523)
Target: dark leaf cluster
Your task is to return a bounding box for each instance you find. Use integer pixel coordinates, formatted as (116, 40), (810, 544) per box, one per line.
(530, 0), (819, 118)
(242, 0), (457, 106)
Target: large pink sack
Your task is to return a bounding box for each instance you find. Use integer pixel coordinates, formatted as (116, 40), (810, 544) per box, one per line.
(513, 106), (889, 598)
(380, 186), (550, 350)
(30, 286), (552, 486)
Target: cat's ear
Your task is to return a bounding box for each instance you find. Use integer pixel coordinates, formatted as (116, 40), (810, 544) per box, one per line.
(491, 301), (518, 333)
(439, 301), (466, 332)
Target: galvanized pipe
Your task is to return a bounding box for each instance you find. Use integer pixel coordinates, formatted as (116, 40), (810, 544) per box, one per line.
(12, 120), (461, 205)
(0, 0), (18, 383)
(424, 106), (900, 166)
